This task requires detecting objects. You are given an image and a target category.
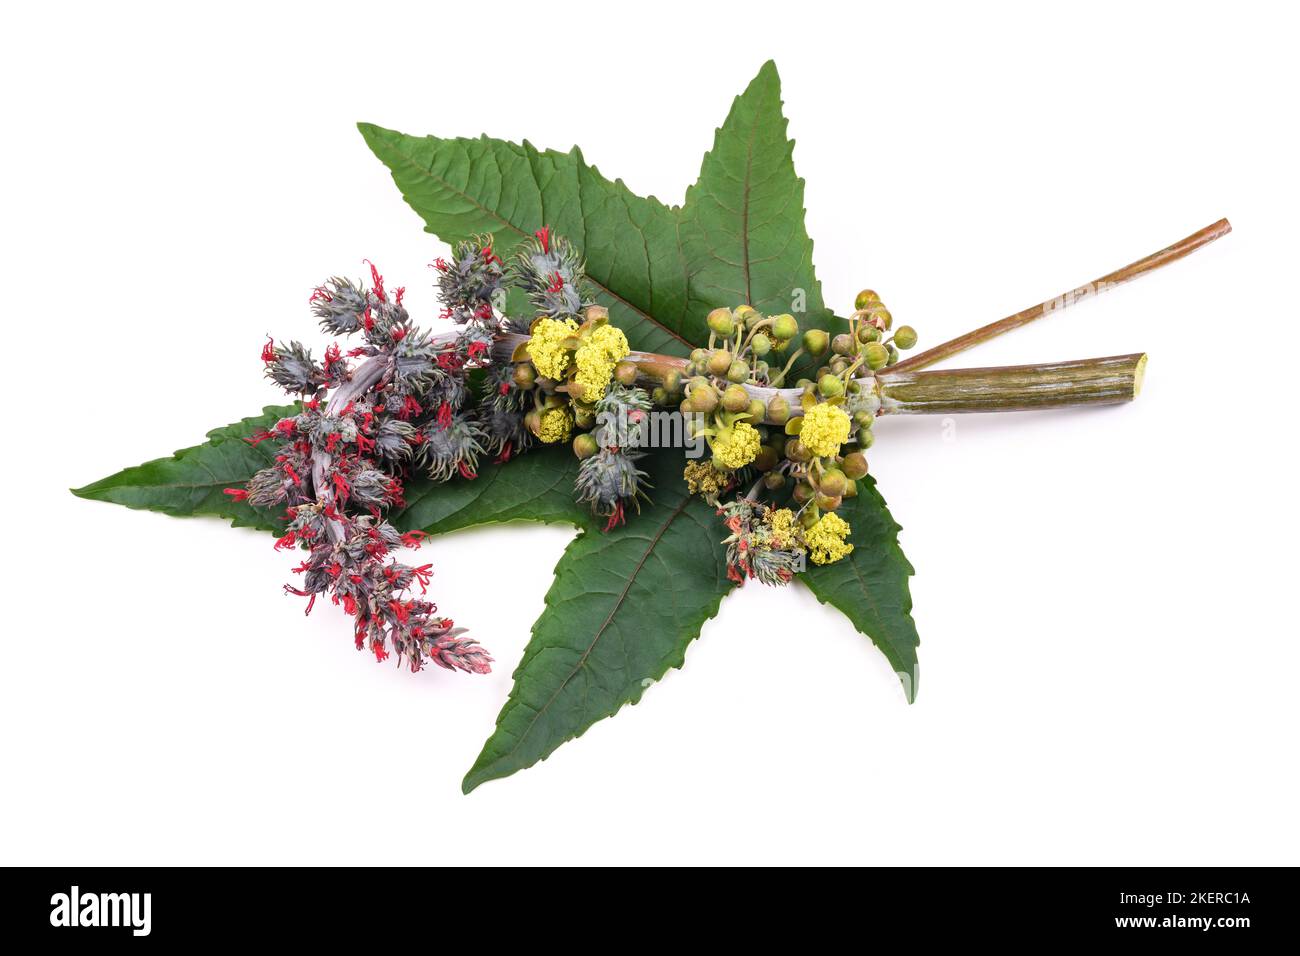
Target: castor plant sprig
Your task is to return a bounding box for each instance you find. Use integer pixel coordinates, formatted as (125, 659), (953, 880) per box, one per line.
(73, 61), (1230, 792)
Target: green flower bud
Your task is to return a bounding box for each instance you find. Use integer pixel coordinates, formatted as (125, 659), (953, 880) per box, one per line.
(803, 329), (830, 356)
(856, 325), (874, 344)
(707, 350), (733, 376)
(707, 307), (735, 337)
(800, 508), (820, 530)
(688, 384), (718, 414)
(573, 405), (596, 429)
(754, 446), (779, 472)
(829, 357), (849, 375)
(784, 437), (811, 462)
(887, 343), (900, 365)
(865, 342), (889, 370)
(512, 362), (537, 389)
(843, 478), (858, 499)
(573, 433), (599, 459)
(762, 471), (786, 490)
(753, 360), (769, 377)
(841, 451), (869, 480)
(750, 332), (772, 356)
(651, 386), (669, 405)
(792, 481), (814, 505)
(856, 427), (875, 449)
(662, 369), (683, 394)
(734, 304), (759, 327)
(892, 325), (918, 350)
(818, 467), (847, 497)
(818, 374), (845, 397)
(876, 308), (893, 330)
(852, 410), (875, 428)
(690, 348), (708, 365)
(747, 399), (767, 422)
(832, 333), (855, 356)
(726, 360), (750, 384)
(614, 361), (639, 386)
(772, 313), (799, 340)
(815, 492), (843, 512)
(722, 384), (750, 412)
(854, 289), (880, 310)
(766, 395), (791, 425)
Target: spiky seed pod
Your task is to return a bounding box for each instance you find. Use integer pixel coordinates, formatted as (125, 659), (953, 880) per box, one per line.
(435, 235), (506, 324)
(418, 412), (487, 482)
(508, 228), (593, 319)
(264, 340), (325, 394)
(575, 448), (649, 519)
(311, 277), (375, 335)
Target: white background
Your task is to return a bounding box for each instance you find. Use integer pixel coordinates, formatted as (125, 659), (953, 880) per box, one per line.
(3, 1), (1297, 865)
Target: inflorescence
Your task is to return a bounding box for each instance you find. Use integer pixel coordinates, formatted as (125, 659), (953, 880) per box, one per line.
(230, 228), (919, 676)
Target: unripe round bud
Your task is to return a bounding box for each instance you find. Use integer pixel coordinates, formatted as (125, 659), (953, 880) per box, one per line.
(852, 410), (875, 428)
(614, 361), (639, 386)
(753, 446), (779, 472)
(846, 379), (861, 394)
(784, 437), (810, 462)
(843, 478), (858, 499)
(829, 357), (849, 375)
(513, 362), (537, 389)
(893, 325), (917, 350)
(854, 289), (880, 310)
(584, 304), (610, 323)
(747, 399), (767, 422)
(856, 427), (875, 449)
(816, 492), (843, 512)
(772, 314), (799, 341)
(841, 451), (869, 480)
(753, 360), (769, 377)
(722, 384), (750, 412)
(573, 433), (599, 459)
(887, 343), (899, 365)
(688, 384), (718, 414)
(803, 329), (830, 356)
(524, 409), (542, 435)
(652, 386), (669, 405)
(762, 471), (786, 490)
(573, 406), (595, 429)
(707, 307), (735, 337)
(734, 304), (759, 327)
(800, 508), (820, 530)
(690, 348), (708, 365)
(818, 467), (847, 497)
(707, 350), (733, 377)
(662, 369), (683, 394)
(727, 360), (750, 384)
(832, 333), (855, 356)
(856, 325), (873, 344)
(876, 308), (893, 330)
(818, 374), (845, 398)
(750, 332), (772, 356)
(766, 395), (791, 425)
(792, 481), (814, 505)
(865, 342), (890, 370)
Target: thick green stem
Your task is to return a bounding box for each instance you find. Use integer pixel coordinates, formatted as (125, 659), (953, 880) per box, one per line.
(876, 353), (1147, 415)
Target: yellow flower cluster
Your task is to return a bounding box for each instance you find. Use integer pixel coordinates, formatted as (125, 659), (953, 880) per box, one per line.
(527, 317), (579, 380)
(805, 512), (854, 565)
(683, 460), (731, 499)
(711, 421), (761, 469)
(767, 508), (799, 549)
(799, 403), (852, 457)
(574, 325), (630, 400)
(537, 406), (573, 444)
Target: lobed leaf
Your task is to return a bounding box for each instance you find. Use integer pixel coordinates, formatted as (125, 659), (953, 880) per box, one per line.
(71, 404), (300, 534)
(462, 451), (735, 792)
(800, 475), (921, 702)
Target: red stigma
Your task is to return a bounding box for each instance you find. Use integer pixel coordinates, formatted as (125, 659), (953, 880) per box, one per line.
(261, 336), (277, 363)
(364, 259), (387, 302)
(534, 225), (551, 252)
(223, 487), (250, 502)
(546, 272), (564, 294)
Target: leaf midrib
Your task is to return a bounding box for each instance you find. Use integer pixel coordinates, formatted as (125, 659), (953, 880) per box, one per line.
(494, 495), (691, 764)
(384, 137), (694, 350)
